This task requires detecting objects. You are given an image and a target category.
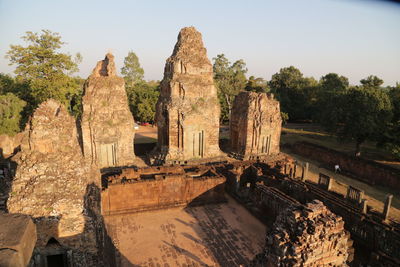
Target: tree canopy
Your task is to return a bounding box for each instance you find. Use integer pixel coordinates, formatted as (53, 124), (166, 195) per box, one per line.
(213, 54), (247, 122)
(0, 93), (26, 136)
(121, 51), (144, 88)
(6, 30), (82, 108)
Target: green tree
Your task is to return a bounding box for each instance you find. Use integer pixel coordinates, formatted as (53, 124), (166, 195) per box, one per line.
(126, 81), (160, 123)
(269, 66), (317, 121)
(0, 73), (15, 95)
(360, 75), (384, 89)
(121, 51), (144, 88)
(6, 30), (82, 111)
(213, 54), (247, 122)
(316, 73), (349, 129)
(245, 76), (269, 93)
(380, 83), (400, 159)
(0, 93), (26, 135)
(336, 86), (392, 156)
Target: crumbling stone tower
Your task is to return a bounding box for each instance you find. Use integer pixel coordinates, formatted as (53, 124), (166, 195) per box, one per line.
(7, 100), (104, 266)
(230, 91), (281, 160)
(82, 53), (135, 168)
(155, 27), (221, 164)
(260, 200), (352, 266)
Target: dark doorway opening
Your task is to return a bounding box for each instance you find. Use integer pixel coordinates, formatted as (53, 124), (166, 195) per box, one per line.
(46, 254), (65, 267)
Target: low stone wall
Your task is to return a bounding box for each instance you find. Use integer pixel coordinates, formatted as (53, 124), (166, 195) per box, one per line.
(290, 142), (400, 191)
(102, 175), (226, 215)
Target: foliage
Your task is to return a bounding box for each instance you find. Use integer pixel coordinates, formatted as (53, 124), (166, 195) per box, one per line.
(360, 75), (384, 89)
(0, 93), (26, 135)
(334, 85), (392, 155)
(245, 76), (269, 93)
(213, 54), (247, 122)
(6, 29), (82, 116)
(281, 112), (289, 125)
(126, 81), (159, 123)
(121, 51), (144, 88)
(316, 73), (349, 130)
(380, 84), (400, 159)
(269, 66), (318, 121)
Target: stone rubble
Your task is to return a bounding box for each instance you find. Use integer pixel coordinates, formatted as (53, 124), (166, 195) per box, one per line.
(260, 200), (352, 266)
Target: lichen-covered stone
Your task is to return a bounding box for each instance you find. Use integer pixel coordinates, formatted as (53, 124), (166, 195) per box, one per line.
(81, 53), (135, 168)
(155, 27), (221, 164)
(259, 200), (352, 267)
(7, 99), (103, 266)
(230, 91), (281, 160)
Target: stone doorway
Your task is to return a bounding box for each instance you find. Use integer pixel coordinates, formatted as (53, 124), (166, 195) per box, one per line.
(192, 131), (204, 158)
(99, 143), (117, 167)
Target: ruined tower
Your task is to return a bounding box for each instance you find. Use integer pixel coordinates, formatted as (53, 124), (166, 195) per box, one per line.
(7, 100), (104, 266)
(259, 200), (352, 266)
(81, 53), (135, 168)
(155, 27), (221, 164)
(230, 91), (281, 160)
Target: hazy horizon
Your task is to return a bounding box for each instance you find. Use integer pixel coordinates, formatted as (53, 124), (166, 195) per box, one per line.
(0, 0), (399, 86)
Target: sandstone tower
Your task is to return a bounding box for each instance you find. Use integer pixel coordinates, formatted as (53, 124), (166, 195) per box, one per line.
(7, 100), (104, 266)
(230, 91), (281, 160)
(81, 53), (135, 168)
(155, 27), (221, 164)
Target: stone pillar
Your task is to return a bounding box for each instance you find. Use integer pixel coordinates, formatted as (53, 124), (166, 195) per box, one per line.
(383, 194), (393, 221)
(327, 177), (334, 191)
(361, 199), (368, 214)
(302, 162), (309, 181)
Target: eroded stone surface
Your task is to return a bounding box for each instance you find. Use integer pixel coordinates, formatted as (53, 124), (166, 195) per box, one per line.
(155, 27), (221, 164)
(230, 91), (281, 160)
(7, 99), (103, 266)
(82, 53), (135, 168)
(257, 200), (352, 267)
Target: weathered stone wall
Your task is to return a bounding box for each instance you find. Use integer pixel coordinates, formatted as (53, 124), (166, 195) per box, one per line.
(82, 53), (135, 168)
(155, 27), (221, 164)
(6, 100), (104, 266)
(260, 200), (352, 267)
(102, 166), (226, 215)
(230, 92), (281, 160)
(290, 141), (400, 191)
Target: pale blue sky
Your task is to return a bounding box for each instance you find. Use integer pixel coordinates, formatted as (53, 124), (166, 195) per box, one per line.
(0, 0), (399, 85)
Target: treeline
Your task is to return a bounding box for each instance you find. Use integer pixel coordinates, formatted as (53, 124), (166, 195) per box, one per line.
(1, 30), (399, 159)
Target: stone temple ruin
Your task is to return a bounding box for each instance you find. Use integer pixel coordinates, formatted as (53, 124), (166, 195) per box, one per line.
(1, 26), (400, 267)
(81, 53), (135, 168)
(230, 91), (282, 160)
(259, 200), (352, 266)
(154, 27), (221, 165)
(6, 100), (104, 266)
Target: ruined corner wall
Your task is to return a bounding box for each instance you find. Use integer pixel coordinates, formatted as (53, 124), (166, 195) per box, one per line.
(230, 91), (281, 159)
(7, 99), (104, 266)
(102, 171), (226, 215)
(155, 27), (221, 164)
(82, 53), (135, 168)
(260, 200), (352, 267)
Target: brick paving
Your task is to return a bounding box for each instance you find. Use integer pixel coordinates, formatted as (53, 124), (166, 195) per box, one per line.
(104, 195), (266, 266)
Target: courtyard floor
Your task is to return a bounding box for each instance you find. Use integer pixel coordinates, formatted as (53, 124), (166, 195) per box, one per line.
(104, 195), (266, 267)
